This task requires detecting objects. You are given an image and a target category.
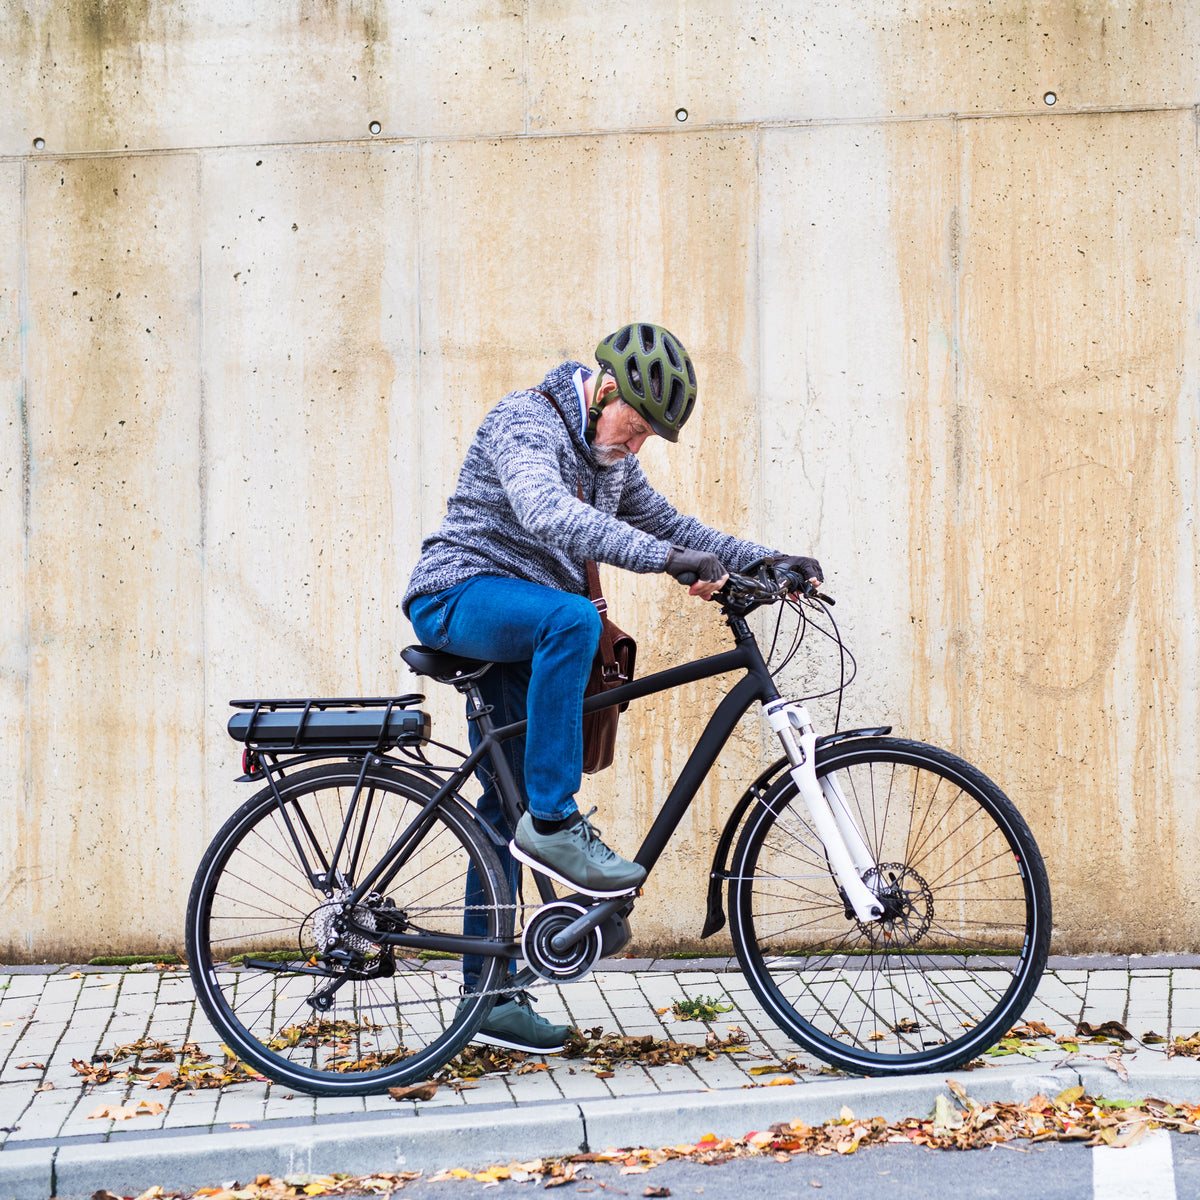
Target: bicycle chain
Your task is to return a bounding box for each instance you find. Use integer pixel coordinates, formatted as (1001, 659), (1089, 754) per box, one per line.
(324, 899), (561, 1007)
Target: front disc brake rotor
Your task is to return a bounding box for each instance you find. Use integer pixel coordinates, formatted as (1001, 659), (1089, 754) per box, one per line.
(854, 863), (934, 947)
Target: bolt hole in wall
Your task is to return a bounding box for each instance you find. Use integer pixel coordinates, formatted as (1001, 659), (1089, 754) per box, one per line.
(368, 120), (382, 135)
(675, 107), (688, 122)
(32, 137), (45, 149)
(1044, 91), (1057, 105)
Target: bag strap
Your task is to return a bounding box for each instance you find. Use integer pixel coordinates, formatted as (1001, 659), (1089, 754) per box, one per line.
(536, 389), (623, 682)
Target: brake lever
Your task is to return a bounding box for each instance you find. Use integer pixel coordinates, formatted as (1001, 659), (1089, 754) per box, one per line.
(800, 581), (836, 606)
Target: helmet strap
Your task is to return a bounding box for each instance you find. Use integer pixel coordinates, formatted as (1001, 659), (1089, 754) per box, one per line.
(586, 370), (615, 443)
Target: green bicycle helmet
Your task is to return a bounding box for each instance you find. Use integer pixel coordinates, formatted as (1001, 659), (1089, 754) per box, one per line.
(594, 322), (698, 443)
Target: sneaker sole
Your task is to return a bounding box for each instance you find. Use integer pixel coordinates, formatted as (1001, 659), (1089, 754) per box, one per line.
(508, 840), (643, 898)
(470, 1028), (568, 1054)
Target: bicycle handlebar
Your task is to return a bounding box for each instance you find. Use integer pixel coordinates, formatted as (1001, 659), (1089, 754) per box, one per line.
(673, 566), (835, 607)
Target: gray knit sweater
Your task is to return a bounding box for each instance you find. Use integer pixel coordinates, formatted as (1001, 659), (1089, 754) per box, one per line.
(402, 362), (774, 612)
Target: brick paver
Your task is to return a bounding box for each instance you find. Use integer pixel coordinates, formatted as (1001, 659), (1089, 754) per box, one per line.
(1, 957), (1199, 1152)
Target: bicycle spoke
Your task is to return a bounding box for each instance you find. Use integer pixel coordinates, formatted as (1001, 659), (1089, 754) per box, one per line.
(188, 765), (512, 1095)
(731, 739), (1049, 1074)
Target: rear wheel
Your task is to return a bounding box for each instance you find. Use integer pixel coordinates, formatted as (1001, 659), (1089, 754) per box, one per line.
(729, 738), (1050, 1074)
(186, 763), (512, 1095)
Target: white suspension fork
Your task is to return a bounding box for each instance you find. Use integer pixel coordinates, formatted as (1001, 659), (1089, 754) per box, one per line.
(763, 700), (884, 923)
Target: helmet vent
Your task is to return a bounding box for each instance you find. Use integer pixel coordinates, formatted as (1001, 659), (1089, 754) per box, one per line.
(649, 360), (664, 401)
(664, 337), (682, 369)
(639, 324), (655, 353)
(626, 357), (644, 397)
(613, 327), (632, 353)
(665, 378), (685, 421)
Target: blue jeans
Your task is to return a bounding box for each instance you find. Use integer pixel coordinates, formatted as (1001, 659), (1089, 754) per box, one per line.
(408, 575), (602, 987)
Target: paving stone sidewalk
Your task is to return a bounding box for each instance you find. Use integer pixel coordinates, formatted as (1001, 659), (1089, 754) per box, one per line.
(3, 955), (1200, 1197)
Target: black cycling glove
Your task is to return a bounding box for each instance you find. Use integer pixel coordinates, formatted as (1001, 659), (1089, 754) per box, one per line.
(664, 546), (727, 584)
(764, 554), (823, 583)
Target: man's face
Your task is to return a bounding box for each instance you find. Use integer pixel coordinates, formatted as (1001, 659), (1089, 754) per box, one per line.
(594, 396), (655, 465)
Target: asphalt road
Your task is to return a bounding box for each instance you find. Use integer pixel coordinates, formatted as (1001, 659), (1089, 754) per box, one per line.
(358, 1131), (1200, 1200)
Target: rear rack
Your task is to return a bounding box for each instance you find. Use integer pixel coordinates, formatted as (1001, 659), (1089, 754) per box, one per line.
(228, 695), (430, 754)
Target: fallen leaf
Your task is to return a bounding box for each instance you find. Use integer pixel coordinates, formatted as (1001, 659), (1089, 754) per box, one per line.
(1076, 1020), (1133, 1042)
(1008, 1020), (1055, 1039)
(1103, 1055), (1130, 1082)
(1111, 1121), (1149, 1148)
(15, 1062), (44, 1070)
(388, 1081), (439, 1102)
(644, 1188), (671, 1197)
(931, 1094), (964, 1136)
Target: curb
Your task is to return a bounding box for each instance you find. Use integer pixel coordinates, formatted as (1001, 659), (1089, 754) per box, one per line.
(0, 1063), (1127, 1200)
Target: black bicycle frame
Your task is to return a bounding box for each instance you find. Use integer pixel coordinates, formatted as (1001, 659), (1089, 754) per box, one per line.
(339, 612), (783, 960)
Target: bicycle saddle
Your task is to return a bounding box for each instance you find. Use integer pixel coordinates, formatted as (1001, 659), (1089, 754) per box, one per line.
(400, 644), (493, 683)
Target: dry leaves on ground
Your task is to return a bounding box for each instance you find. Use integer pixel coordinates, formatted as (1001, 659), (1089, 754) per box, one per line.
(563, 1025), (750, 1071)
(87, 1100), (165, 1121)
(71, 1088), (1200, 1200)
(73, 1038), (268, 1091)
(420, 1026), (751, 1091)
(1165, 1031), (1200, 1059)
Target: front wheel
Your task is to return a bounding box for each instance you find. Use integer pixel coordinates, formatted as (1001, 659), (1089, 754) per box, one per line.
(728, 738), (1051, 1075)
(186, 762), (513, 1095)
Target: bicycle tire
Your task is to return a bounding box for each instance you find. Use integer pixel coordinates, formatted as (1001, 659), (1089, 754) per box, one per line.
(728, 737), (1051, 1075)
(186, 761), (512, 1095)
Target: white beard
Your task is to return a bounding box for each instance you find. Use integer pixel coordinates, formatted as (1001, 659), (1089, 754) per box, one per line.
(593, 443), (628, 467)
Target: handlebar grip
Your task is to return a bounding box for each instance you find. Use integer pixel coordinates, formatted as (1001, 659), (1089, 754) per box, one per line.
(676, 571), (698, 586)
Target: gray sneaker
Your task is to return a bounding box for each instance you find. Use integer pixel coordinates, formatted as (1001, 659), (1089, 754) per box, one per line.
(461, 991), (571, 1054)
(511, 809), (647, 897)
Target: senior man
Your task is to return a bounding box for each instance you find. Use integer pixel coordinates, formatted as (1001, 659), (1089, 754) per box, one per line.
(403, 322), (821, 1050)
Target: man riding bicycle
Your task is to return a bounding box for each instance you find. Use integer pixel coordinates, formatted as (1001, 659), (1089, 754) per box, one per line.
(403, 322), (822, 1052)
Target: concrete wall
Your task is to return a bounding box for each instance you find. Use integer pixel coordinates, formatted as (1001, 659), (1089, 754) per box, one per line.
(1, 0), (1197, 959)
